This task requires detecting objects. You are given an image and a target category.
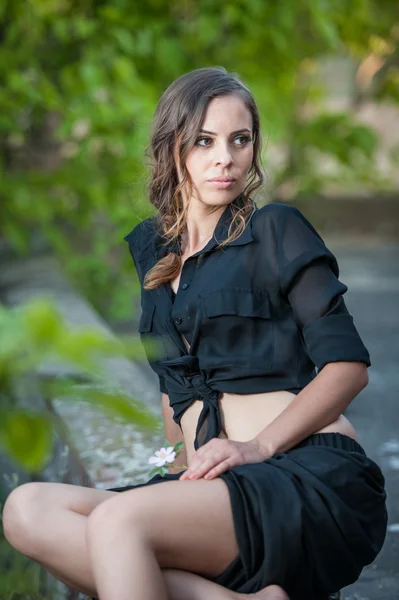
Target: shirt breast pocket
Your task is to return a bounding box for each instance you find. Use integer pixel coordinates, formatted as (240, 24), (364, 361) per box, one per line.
(198, 289), (274, 371)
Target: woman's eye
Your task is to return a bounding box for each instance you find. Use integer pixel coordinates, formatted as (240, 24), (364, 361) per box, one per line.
(234, 135), (252, 146)
(195, 135), (252, 147)
(196, 137), (212, 147)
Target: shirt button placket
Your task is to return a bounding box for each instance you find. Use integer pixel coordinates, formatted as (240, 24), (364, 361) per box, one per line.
(172, 259), (194, 329)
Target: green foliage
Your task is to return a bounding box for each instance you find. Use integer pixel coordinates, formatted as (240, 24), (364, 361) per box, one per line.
(274, 111), (386, 193)
(0, 298), (160, 472)
(1, 412), (53, 472)
(0, 0), (398, 321)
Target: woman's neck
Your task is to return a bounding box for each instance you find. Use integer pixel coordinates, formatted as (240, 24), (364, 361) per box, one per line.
(183, 203), (226, 254)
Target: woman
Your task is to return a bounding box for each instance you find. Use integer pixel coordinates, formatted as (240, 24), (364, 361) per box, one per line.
(2, 67), (387, 600)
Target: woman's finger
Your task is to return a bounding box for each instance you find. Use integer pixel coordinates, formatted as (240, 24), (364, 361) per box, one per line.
(180, 440), (238, 480)
(185, 458), (221, 479)
(183, 453), (227, 479)
(204, 458), (235, 479)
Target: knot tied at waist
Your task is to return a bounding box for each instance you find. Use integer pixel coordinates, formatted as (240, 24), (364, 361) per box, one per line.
(158, 355), (223, 450)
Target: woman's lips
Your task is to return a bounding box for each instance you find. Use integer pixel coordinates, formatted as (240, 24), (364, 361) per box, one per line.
(208, 180), (236, 188)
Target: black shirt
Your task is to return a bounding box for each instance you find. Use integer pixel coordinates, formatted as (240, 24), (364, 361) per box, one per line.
(124, 194), (370, 450)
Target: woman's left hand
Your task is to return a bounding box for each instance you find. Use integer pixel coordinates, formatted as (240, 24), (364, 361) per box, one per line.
(179, 438), (269, 481)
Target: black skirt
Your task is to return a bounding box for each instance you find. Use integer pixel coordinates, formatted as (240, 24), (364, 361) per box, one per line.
(103, 432), (387, 600)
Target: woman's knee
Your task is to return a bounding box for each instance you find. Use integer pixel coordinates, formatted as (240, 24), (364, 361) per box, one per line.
(2, 482), (45, 553)
(86, 494), (146, 542)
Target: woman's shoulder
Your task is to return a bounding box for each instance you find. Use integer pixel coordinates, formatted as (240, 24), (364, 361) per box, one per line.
(254, 201), (310, 224)
(123, 215), (161, 266)
(253, 201), (323, 241)
(123, 216), (158, 248)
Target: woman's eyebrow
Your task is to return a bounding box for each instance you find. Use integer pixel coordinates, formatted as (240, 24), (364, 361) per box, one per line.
(199, 128), (251, 135)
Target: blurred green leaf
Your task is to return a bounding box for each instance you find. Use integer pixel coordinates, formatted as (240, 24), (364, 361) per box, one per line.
(20, 299), (63, 349)
(0, 299), (159, 472)
(0, 411), (52, 471)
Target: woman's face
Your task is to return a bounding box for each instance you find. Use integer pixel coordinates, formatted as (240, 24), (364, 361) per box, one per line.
(183, 94), (254, 208)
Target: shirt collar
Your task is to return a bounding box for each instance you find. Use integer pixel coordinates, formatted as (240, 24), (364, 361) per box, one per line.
(154, 192), (257, 261)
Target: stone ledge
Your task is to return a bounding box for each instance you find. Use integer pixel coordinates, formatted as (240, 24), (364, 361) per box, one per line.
(0, 253), (164, 490)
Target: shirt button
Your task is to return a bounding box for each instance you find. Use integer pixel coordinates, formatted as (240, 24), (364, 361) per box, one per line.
(182, 283), (188, 290)
(174, 317), (183, 325)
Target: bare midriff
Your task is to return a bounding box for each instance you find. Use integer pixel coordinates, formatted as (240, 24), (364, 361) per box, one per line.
(180, 390), (358, 465)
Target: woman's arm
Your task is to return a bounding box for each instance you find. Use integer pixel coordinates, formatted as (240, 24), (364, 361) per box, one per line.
(162, 392), (188, 473)
(253, 205), (371, 456)
(180, 361), (368, 481)
(253, 360), (369, 457)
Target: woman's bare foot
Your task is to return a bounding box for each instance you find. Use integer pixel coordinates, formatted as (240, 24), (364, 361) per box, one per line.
(250, 584), (290, 599)
(162, 567), (290, 600)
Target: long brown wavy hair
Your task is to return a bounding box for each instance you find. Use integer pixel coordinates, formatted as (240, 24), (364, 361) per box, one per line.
(143, 66), (266, 290)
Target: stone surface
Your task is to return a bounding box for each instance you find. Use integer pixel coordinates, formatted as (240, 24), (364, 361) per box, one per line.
(0, 254), (164, 491)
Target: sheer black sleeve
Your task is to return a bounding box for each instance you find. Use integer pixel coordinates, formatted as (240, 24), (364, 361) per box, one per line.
(276, 205), (371, 370)
(124, 226), (144, 283)
(124, 226), (167, 395)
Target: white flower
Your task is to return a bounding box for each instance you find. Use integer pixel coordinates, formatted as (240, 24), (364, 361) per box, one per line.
(148, 447), (176, 468)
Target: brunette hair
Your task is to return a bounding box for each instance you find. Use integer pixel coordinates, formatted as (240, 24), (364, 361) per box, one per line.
(143, 66), (266, 290)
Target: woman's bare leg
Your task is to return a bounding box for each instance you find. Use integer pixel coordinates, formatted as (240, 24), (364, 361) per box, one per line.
(2, 481), (289, 600)
(33, 560), (288, 600)
(34, 561), (289, 600)
(84, 478), (288, 600)
(84, 477), (238, 599)
(2, 482), (115, 595)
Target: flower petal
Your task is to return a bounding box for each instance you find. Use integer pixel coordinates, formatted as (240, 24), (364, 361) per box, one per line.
(148, 456), (159, 464)
(165, 452), (176, 463)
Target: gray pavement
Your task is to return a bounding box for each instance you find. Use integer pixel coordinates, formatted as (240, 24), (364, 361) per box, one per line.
(328, 239), (399, 600)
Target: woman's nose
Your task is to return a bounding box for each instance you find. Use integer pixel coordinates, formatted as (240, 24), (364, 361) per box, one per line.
(213, 143), (233, 166)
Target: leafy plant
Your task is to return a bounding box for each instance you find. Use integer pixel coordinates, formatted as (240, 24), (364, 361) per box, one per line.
(0, 298), (160, 471)
(0, 1), (397, 322)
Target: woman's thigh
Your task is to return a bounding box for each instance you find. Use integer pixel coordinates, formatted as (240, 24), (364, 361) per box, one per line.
(2, 482), (120, 597)
(4, 478), (240, 582)
(2, 481), (118, 547)
(3, 481), (118, 518)
(88, 478), (239, 579)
